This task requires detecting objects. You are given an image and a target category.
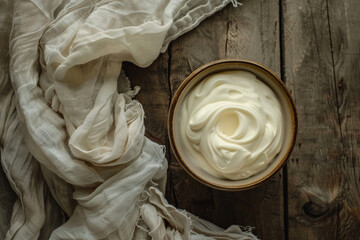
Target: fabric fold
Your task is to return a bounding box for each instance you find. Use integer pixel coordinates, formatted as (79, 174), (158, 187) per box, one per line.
(0, 0), (259, 239)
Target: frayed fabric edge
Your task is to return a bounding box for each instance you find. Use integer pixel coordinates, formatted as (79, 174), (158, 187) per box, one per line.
(161, 0), (243, 52)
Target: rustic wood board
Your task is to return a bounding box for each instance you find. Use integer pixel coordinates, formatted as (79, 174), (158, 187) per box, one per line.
(167, 1), (284, 239)
(282, 0), (360, 239)
(1, 0), (360, 239)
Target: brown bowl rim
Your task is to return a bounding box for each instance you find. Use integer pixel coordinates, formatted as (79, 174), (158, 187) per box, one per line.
(167, 59), (298, 191)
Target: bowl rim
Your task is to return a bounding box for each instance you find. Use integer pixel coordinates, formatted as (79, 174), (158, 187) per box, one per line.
(167, 59), (298, 191)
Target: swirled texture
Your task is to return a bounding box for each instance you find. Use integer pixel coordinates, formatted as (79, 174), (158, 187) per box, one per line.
(180, 70), (284, 180)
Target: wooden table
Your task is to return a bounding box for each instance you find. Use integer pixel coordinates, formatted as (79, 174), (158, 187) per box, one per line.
(1, 0), (359, 239)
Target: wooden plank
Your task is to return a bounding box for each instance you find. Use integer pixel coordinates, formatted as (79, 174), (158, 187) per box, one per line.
(122, 55), (174, 199)
(168, 1), (284, 239)
(282, 0), (360, 238)
(123, 55), (170, 146)
(327, 0), (360, 238)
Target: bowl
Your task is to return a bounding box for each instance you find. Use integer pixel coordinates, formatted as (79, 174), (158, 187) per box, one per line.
(168, 59), (297, 191)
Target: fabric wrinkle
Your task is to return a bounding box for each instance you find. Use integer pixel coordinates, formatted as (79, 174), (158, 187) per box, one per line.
(0, 0), (259, 239)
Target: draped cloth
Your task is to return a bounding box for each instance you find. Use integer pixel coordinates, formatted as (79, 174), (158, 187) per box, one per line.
(0, 0), (258, 239)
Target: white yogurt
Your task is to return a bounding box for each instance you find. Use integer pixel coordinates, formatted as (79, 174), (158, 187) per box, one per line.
(179, 70), (284, 180)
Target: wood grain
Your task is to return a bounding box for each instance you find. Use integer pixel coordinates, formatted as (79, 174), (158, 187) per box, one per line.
(282, 0), (360, 238)
(327, 0), (360, 238)
(168, 1), (284, 239)
(0, 0), (359, 239)
(122, 55), (170, 146)
(122, 54), (174, 200)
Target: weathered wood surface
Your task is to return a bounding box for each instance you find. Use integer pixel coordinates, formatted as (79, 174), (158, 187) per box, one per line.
(126, 1), (284, 239)
(1, 0), (360, 239)
(168, 1), (284, 239)
(283, 0), (360, 239)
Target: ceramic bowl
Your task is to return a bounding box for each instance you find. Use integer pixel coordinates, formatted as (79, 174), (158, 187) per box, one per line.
(168, 59), (297, 191)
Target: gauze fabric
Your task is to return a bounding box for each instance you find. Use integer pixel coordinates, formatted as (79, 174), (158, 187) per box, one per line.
(0, 0), (259, 239)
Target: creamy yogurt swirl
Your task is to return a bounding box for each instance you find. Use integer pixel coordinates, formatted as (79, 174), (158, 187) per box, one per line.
(179, 70), (284, 180)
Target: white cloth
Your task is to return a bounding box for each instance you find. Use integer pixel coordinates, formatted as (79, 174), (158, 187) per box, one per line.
(0, 0), (258, 239)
